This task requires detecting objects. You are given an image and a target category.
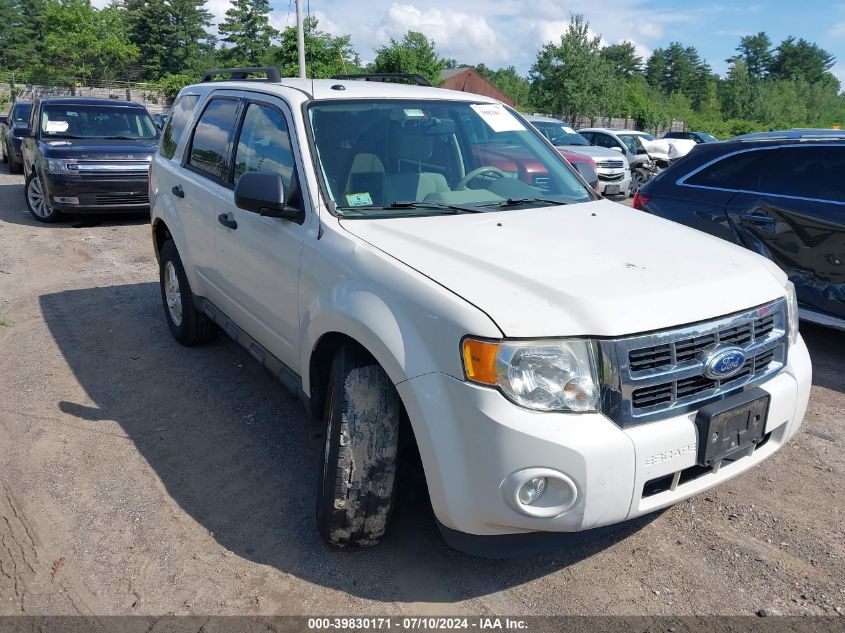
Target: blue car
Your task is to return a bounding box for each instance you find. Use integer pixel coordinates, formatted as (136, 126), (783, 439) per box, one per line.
(635, 132), (845, 330)
(0, 100), (33, 173)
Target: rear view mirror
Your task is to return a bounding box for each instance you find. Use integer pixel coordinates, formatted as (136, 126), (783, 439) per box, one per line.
(573, 161), (599, 191)
(234, 171), (304, 224)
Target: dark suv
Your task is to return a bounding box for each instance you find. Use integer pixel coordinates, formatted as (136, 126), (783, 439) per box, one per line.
(20, 97), (159, 223)
(0, 100), (33, 173)
(635, 135), (845, 329)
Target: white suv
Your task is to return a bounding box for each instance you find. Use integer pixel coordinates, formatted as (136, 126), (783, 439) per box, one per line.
(149, 68), (811, 555)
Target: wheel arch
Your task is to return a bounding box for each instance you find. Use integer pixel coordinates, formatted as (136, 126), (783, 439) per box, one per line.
(151, 217), (173, 263)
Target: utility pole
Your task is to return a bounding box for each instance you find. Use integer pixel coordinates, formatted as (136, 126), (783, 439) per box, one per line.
(296, 0), (306, 79)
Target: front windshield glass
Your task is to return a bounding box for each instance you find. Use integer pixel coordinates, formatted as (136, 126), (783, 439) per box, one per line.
(308, 100), (593, 217)
(532, 121), (590, 146)
(41, 104), (158, 140)
(12, 103), (32, 123)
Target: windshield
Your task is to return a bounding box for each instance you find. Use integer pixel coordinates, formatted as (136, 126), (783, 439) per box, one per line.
(532, 121), (590, 146)
(41, 104), (158, 140)
(12, 103), (32, 123)
(308, 100), (593, 217)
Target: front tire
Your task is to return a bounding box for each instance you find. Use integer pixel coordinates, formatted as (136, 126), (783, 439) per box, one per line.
(25, 171), (62, 222)
(158, 240), (216, 346)
(317, 345), (401, 548)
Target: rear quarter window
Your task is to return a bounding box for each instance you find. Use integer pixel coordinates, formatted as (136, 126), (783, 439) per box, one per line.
(160, 94), (200, 159)
(683, 149), (778, 190)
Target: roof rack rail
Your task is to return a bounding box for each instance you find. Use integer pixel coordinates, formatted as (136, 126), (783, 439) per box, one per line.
(201, 67), (281, 83)
(331, 73), (432, 87)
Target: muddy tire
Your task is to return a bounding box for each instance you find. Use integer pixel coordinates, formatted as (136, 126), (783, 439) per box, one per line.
(317, 345), (400, 548)
(158, 240), (216, 346)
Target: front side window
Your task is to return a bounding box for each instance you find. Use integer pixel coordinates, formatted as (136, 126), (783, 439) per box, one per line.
(591, 133), (621, 150)
(758, 146), (845, 202)
(308, 100), (593, 217)
(234, 103), (295, 187)
(12, 103), (32, 123)
(160, 94), (200, 159)
(533, 122), (590, 147)
(187, 98), (239, 181)
(40, 104), (157, 140)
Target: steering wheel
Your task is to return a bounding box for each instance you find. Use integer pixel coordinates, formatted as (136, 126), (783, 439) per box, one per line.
(456, 166), (506, 190)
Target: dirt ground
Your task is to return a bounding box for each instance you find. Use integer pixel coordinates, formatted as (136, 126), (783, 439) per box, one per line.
(0, 166), (843, 617)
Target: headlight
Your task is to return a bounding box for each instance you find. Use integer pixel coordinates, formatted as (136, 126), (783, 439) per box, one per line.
(785, 280), (799, 345)
(45, 158), (79, 174)
(462, 338), (599, 412)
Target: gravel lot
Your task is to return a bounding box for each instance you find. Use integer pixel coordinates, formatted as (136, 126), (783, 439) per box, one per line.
(0, 166), (843, 617)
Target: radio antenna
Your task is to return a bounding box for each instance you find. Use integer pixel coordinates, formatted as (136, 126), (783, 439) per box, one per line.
(295, 0), (306, 79)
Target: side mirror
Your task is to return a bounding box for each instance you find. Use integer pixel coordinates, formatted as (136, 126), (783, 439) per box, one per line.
(610, 146), (623, 152)
(573, 161), (599, 191)
(16, 127), (32, 138)
(234, 171), (304, 224)
(0, 115), (7, 125)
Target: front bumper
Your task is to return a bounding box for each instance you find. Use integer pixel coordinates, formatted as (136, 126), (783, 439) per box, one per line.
(596, 170), (630, 196)
(397, 335), (811, 548)
(41, 171), (150, 212)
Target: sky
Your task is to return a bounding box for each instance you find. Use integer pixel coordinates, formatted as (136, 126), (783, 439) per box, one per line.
(125, 0), (845, 85)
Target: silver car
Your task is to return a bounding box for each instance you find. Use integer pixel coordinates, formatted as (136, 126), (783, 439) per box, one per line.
(526, 116), (631, 197)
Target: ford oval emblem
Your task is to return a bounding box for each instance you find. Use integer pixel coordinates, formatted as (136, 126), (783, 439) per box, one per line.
(702, 346), (747, 379)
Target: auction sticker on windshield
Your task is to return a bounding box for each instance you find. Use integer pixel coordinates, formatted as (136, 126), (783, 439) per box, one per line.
(345, 192), (373, 206)
(44, 120), (69, 133)
(470, 104), (525, 133)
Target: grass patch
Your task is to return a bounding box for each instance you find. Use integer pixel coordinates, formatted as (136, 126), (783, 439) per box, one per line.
(0, 316), (14, 327)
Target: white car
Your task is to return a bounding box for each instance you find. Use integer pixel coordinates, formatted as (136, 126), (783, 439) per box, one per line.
(525, 116), (631, 197)
(149, 68), (811, 555)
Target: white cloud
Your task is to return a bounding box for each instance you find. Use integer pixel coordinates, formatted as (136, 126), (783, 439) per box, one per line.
(370, 3), (509, 64)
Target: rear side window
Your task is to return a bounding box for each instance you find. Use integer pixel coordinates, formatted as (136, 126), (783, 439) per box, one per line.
(684, 149), (778, 190)
(160, 94), (200, 159)
(187, 98), (239, 181)
(758, 146), (845, 203)
(233, 103), (295, 187)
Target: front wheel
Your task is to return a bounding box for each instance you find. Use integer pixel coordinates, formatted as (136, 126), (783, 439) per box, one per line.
(317, 345), (401, 548)
(629, 168), (650, 197)
(25, 171), (62, 222)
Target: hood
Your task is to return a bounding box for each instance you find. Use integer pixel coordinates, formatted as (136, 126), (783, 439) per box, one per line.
(556, 143), (628, 163)
(339, 200), (787, 337)
(641, 138), (695, 161)
(40, 138), (158, 160)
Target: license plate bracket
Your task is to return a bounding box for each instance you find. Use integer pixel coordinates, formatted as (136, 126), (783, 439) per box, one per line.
(605, 184), (620, 195)
(694, 387), (770, 466)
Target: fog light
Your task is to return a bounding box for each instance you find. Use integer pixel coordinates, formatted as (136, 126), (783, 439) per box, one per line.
(53, 196), (79, 205)
(518, 477), (546, 505)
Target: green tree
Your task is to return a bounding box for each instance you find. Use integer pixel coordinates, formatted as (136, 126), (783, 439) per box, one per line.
(529, 14), (615, 122)
(0, 0), (36, 73)
(270, 16), (361, 77)
(218, 0), (277, 67)
(728, 32), (773, 80)
(769, 36), (836, 83)
(32, 0), (138, 83)
(474, 64), (531, 109)
(645, 42), (711, 107)
(601, 42), (642, 78)
(719, 58), (756, 120)
(371, 31), (446, 86)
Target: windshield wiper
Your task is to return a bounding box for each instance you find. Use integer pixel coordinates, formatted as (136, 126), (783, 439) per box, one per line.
(481, 197), (572, 208)
(337, 201), (484, 216)
(99, 135), (143, 140)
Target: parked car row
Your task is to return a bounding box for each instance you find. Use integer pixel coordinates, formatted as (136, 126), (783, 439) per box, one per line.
(0, 75), (835, 555)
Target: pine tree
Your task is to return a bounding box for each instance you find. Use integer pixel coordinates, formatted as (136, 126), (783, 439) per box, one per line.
(218, 0), (277, 67)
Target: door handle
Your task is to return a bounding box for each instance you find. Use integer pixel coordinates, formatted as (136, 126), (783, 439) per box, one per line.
(171, 185), (184, 198)
(217, 213), (237, 230)
(745, 213), (775, 226)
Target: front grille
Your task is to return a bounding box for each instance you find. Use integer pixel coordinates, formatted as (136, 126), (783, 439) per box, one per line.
(599, 299), (788, 425)
(598, 173), (624, 182)
(596, 160), (624, 169)
(94, 192), (150, 205)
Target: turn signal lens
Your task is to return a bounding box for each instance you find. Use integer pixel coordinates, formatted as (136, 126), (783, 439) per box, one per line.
(462, 338), (499, 385)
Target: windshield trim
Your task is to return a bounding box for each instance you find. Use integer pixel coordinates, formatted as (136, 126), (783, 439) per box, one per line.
(304, 98), (598, 219)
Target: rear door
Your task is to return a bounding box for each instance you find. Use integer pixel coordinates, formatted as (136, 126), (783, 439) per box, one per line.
(725, 145), (845, 318)
(177, 95), (242, 295)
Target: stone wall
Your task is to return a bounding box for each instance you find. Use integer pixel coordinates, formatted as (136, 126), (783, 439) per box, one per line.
(0, 83), (170, 113)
